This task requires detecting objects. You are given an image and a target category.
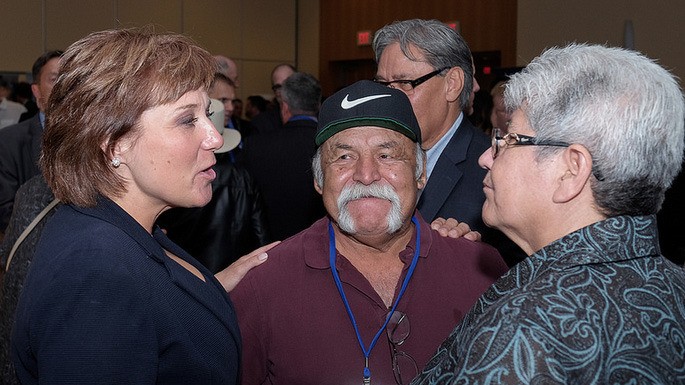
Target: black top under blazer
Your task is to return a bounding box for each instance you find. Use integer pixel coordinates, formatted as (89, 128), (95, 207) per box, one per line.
(11, 197), (241, 384)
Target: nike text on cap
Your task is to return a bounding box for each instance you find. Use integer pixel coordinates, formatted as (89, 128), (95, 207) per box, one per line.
(315, 80), (422, 146)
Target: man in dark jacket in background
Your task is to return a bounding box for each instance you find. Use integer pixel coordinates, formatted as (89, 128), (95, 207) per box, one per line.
(243, 72), (326, 240)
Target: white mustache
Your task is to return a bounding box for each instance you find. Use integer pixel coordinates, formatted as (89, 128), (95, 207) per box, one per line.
(337, 183), (399, 207)
(336, 183), (403, 234)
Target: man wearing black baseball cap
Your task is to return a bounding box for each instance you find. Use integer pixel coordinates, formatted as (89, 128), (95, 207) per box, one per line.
(230, 80), (507, 385)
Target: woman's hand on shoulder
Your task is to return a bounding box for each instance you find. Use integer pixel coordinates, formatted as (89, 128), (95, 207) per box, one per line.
(430, 217), (481, 242)
(215, 241), (280, 292)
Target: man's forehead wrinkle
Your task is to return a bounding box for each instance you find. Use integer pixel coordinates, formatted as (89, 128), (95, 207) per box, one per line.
(331, 136), (402, 149)
(378, 140), (401, 149)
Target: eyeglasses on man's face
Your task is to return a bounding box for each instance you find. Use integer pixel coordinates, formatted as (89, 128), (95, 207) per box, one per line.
(490, 128), (570, 159)
(374, 67), (450, 93)
(385, 311), (418, 385)
(271, 84), (283, 92)
(490, 128), (605, 181)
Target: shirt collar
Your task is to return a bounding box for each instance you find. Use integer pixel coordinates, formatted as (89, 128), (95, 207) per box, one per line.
(425, 112), (464, 179)
(529, 215), (660, 273)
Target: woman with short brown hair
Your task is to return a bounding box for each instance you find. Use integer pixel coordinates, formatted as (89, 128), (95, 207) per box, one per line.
(11, 27), (264, 384)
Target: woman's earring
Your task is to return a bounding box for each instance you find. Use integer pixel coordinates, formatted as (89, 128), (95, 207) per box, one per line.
(111, 157), (121, 168)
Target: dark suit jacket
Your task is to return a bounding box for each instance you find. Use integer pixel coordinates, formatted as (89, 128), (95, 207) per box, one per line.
(249, 106), (282, 136)
(0, 115), (43, 232)
(11, 197), (241, 384)
(418, 117), (490, 230)
(418, 117), (526, 266)
(243, 117), (326, 241)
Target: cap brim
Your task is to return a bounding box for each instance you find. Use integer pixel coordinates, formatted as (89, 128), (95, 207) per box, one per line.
(315, 117), (418, 146)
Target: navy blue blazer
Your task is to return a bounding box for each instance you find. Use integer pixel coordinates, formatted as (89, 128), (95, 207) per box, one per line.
(12, 197), (241, 384)
(418, 117), (490, 231)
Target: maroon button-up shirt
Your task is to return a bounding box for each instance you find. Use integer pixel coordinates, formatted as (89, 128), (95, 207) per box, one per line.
(230, 212), (507, 385)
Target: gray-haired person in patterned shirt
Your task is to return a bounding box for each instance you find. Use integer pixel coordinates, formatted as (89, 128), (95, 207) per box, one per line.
(413, 43), (685, 384)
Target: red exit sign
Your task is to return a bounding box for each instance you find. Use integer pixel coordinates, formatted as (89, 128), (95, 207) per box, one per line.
(357, 30), (372, 46)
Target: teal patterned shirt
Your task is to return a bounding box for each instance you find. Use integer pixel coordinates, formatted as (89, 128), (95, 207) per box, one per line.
(412, 215), (685, 384)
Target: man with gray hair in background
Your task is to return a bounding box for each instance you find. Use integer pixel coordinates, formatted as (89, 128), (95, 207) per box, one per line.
(412, 44), (685, 384)
(373, 19), (525, 267)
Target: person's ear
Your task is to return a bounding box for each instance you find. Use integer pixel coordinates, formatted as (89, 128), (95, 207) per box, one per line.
(416, 156), (427, 190)
(101, 139), (115, 160)
(280, 100), (291, 124)
(444, 67), (464, 103)
(101, 137), (132, 165)
(553, 144), (594, 203)
(31, 83), (44, 109)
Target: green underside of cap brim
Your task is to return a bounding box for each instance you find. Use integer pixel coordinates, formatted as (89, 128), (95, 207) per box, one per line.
(315, 117), (418, 146)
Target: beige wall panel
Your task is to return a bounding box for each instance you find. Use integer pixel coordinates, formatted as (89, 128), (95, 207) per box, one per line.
(517, 0), (685, 85)
(116, 0), (183, 32)
(630, 2), (685, 84)
(0, 0), (45, 73)
(0, 0), (305, 101)
(183, 0), (239, 57)
(518, 1), (629, 60)
(44, 0), (116, 51)
(241, 0), (296, 61)
(239, 59), (294, 101)
(297, 0), (319, 77)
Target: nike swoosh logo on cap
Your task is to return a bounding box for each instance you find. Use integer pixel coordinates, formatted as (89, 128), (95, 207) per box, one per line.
(340, 94), (391, 109)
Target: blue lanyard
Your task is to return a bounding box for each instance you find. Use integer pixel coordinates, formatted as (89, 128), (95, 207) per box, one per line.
(328, 216), (421, 383)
